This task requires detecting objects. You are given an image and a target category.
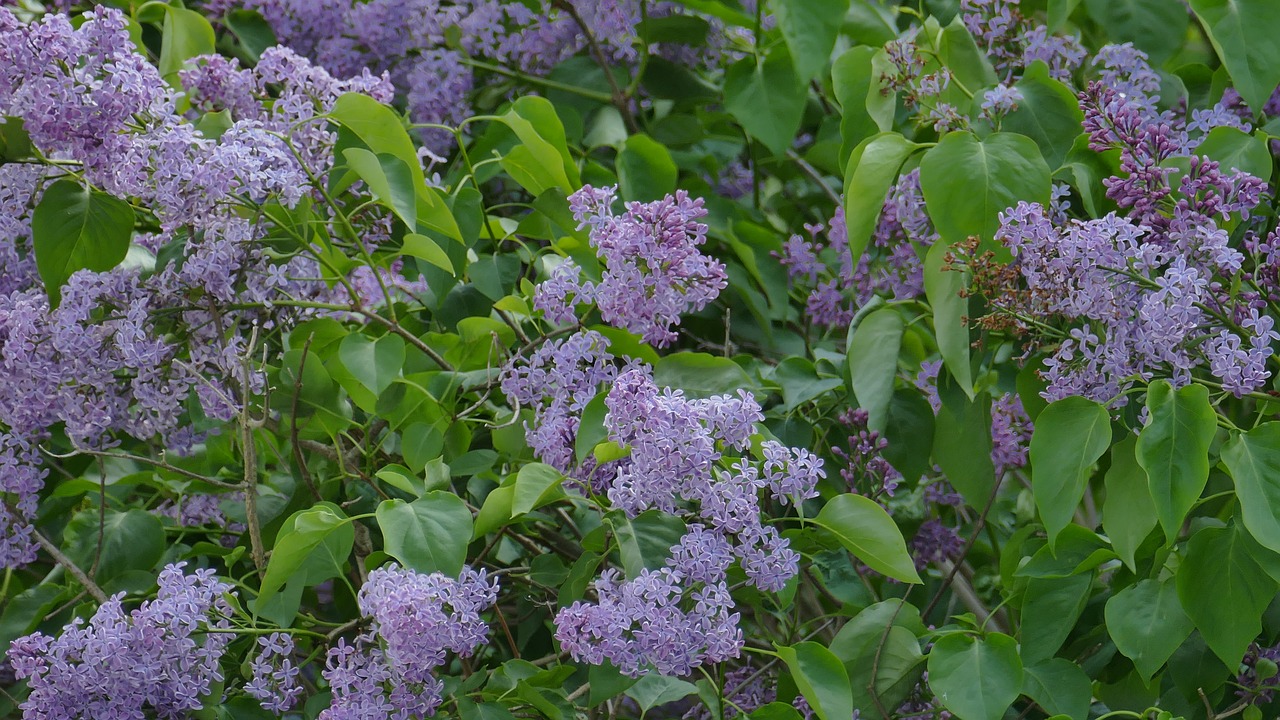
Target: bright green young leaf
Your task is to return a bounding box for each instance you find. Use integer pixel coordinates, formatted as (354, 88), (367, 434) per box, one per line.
(1021, 659), (1092, 720)
(847, 308), (903, 432)
(771, 0), (850, 81)
(812, 494), (922, 583)
(725, 47), (808, 157)
(0, 117), (32, 160)
(832, 47), (894, 164)
(403, 233), (455, 275)
(936, 16), (997, 92)
(843, 133), (920, 268)
(1029, 396), (1112, 547)
(223, 9), (277, 61)
(574, 392), (610, 463)
(1222, 423), (1280, 554)
(337, 333), (405, 397)
(156, 6), (216, 80)
(400, 422), (444, 472)
(1195, 126), (1273, 182)
(776, 642), (854, 720)
(1187, 0), (1280, 110)
(918, 132), (1052, 253)
(376, 492), (473, 576)
(1102, 435), (1158, 570)
(1106, 577), (1194, 682)
(925, 241), (972, 395)
(343, 148), (418, 229)
(1084, 0), (1188, 63)
(258, 505), (353, 612)
(625, 675), (698, 713)
(616, 133), (677, 202)
(1006, 61), (1085, 170)
(512, 463), (565, 516)
(1135, 381), (1215, 543)
(926, 633), (1023, 720)
(473, 484), (515, 539)
(32, 179), (135, 308)
(1177, 523), (1280, 668)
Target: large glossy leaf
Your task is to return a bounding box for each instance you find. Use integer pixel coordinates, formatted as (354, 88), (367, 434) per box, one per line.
(511, 463), (566, 516)
(1005, 61), (1084, 170)
(1177, 523), (1280, 668)
(376, 492), (473, 576)
(1029, 397), (1111, 547)
(1135, 381), (1215, 543)
(776, 642), (854, 720)
(925, 241), (972, 395)
(1196, 126), (1273, 181)
(1187, 0), (1280, 110)
(919, 132), (1051, 255)
(724, 47), (807, 157)
(64, 508), (164, 584)
(771, 0), (849, 81)
(1222, 423), (1280, 553)
(1101, 435), (1157, 570)
(32, 179), (135, 308)
(847, 308), (903, 432)
(1020, 573), (1092, 666)
(926, 633), (1023, 720)
(832, 47), (894, 164)
(1106, 577), (1194, 682)
(829, 601), (927, 716)
(337, 333), (405, 398)
(1021, 659), (1092, 720)
(616, 133), (677, 202)
(812, 494), (921, 583)
(1084, 0), (1188, 63)
(155, 5), (216, 80)
(933, 388), (994, 509)
(258, 504), (353, 612)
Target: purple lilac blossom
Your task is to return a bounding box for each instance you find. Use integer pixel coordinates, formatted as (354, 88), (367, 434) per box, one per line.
(1237, 642), (1280, 706)
(8, 563), (234, 719)
(246, 633), (304, 714)
(832, 408), (902, 497)
(321, 565), (498, 719)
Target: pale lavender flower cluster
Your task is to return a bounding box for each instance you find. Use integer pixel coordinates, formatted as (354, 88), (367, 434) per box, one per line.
(320, 565), (497, 720)
(981, 84), (1023, 120)
(990, 393), (1032, 476)
(0, 432), (43, 567)
(555, 527), (742, 677)
(960, 0), (1086, 82)
(245, 633), (304, 714)
(684, 665), (775, 720)
(778, 170), (936, 328)
(537, 185), (727, 347)
(7, 563), (234, 719)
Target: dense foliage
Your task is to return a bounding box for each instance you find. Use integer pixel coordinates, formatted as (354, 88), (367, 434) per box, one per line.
(2, 0), (1280, 718)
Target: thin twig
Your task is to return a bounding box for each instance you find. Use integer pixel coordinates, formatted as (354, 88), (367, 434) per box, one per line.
(922, 476), (1003, 619)
(289, 333), (322, 501)
(40, 447), (243, 490)
(33, 529), (108, 604)
(786, 149), (843, 206)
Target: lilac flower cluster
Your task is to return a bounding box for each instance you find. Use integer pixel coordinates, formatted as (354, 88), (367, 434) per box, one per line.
(778, 170), (936, 328)
(1236, 642), (1280, 706)
(832, 408), (902, 497)
(960, 0), (1086, 82)
(536, 185), (727, 347)
(245, 633), (304, 714)
(320, 565), (498, 719)
(8, 563), (234, 719)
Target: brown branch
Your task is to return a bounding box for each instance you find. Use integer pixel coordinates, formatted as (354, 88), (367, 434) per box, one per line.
(33, 529), (108, 604)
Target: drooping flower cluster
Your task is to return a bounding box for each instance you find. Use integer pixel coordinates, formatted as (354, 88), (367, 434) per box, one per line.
(320, 565), (498, 719)
(778, 170), (937, 328)
(245, 632), (304, 714)
(7, 563), (234, 720)
(960, 0), (1086, 81)
(832, 408), (901, 498)
(1236, 642), (1280, 707)
(536, 185), (728, 346)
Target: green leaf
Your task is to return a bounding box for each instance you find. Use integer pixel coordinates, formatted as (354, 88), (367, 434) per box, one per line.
(1029, 396), (1112, 547)
(1047, 0), (1081, 31)
(258, 505), (353, 612)
(498, 96), (580, 193)
(338, 333), (405, 397)
(32, 179), (135, 308)
(1101, 435), (1157, 571)
(400, 422), (444, 472)
(1222, 423), (1280, 553)
(625, 675), (698, 713)
(725, 47), (808, 157)
(773, 357), (844, 412)
(771, 0), (850, 81)
(156, 6), (215, 80)
(1021, 659), (1092, 720)
(918, 132), (1052, 254)
(1005, 61), (1085, 170)
(1187, 0), (1280, 111)
(776, 642), (854, 720)
(842, 133), (921, 268)
(1196, 126), (1273, 181)
(653, 353), (753, 398)
(933, 389), (995, 509)
(1177, 523), (1280, 668)
(1135, 380), (1215, 543)
(0, 117), (32, 160)
(1084, 0), (1188, 64)
(882, 388), (937, 484)
(847, 308), (903, 433)
(926, 633), (1023, 720)
(342, 148), (418, 229)
(1106, 577), (1194, 682)
(403, 233), (454, 275)
(223, 9), (276, 62)
(1020, 573), (1093, 666)
(616, 133), (677, 202)
(574, 392), (610, 463)
(936, 16), (998, 92)
(64, 508), (164, 584)
(829, 602), (926, 715)
(812, 494), (922, 583)
(376, 492), (472, 576)
(512, 463), (565, 516)
(832, 47), (894, 164)
(925, 241), (972, 395)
